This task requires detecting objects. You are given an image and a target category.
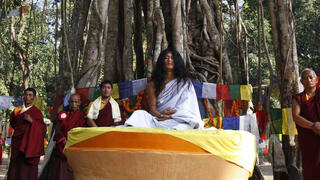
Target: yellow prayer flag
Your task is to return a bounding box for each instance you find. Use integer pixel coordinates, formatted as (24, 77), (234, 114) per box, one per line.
(240, 85), (253, 100)
(112, 83), (119, 99)
(282, 108), (298, 145)
(33, 97), (45, 115)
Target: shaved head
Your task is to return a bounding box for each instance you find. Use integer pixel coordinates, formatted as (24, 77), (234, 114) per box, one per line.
(301, 68), (317, 78)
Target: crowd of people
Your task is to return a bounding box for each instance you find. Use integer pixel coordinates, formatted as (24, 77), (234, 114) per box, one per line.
(5, 48), (320, 180)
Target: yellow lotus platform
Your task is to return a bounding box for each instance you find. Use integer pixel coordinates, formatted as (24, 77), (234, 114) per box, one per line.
(64, 127), (256, 180)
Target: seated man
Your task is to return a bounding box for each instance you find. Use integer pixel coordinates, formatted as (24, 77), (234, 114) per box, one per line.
(87, 80), (122, 127)
(8, 88), (46, 180)
(39, 93), (85, 180)
(125, 48), (204, 130)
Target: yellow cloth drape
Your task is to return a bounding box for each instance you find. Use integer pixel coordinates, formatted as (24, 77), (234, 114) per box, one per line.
(240, 85), (253, 100)
(33, 97), (45, 114)
(282, 108), (298, 146)
(111, 83), (119, 99)
(65, 127), (256, 175)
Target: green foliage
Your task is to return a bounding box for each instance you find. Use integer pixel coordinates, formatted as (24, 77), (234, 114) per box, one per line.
(293, 0), (320, 74)
(0, 0), (57, 121)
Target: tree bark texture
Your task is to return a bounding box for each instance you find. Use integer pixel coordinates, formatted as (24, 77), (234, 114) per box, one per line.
(267, 0), (302, 179)
(104, 0), (120, 82)
(133, 0), (145, 79)
(78, 0), (110, 88)
(68, 0), (92, 82)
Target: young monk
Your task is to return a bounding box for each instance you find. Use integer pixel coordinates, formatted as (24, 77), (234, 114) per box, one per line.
(292, 68), (320, 180)
(87, 80), (122, 127)
(7, 88), (46, 180)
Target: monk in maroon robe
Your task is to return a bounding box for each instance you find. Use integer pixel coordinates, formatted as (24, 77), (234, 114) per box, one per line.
(87, 80), (123, 127)
(40, 93), (85, 180)
(293, 69), (320, 180)
(7, 88), (46, 180)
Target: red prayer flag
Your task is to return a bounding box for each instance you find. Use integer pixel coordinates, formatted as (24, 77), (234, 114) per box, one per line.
(223, 100), (233, 117)
(76, 88), (90, 105)
(216, 84), (230, 100)
(256, 110), (268, 136)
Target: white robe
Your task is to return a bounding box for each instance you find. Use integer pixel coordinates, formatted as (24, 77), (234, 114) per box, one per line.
(124, 79), (204, 130)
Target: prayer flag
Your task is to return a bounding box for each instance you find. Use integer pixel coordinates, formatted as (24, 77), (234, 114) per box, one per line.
(132, 78), (147, 96)
(0, 96), (12, 110)
(12, 96), (23, 107)
(282, 108), (297, 146)
(118, 81), (133, 99)
(76, 88), (90, 105)
(1, 12), (6, 19)
(217, 84), (230, 100)
(33, 97), (45, 114)
(8, 9), (19, 17)
(229, 85), (240, 100)
(63, 91), (71, 107)
(270, 108), (282, 134)
(240, 85), (253, 100)
(222, 117), (239, 130)
(240, 114), (260, 144)
(197, 98), (207, 119)
(202, 82), (216, 99)
(192, 81), (203, 98)
(224, 100), (233, 117)
(256, 110), (268, 135)
(89, 87), (100, 101)
(20, 6), (30, 14)
(111, 83), (119, 99)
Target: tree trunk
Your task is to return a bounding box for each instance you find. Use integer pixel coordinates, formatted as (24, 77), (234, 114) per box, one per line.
(234, 0), (248, 84)
(267, 0), (302, 179)
(170, 0), (184, 59)
(104, 0), (120, 82)
(121, 0), (134, 81)
(144, 0), (154, 77)
(315, 9), (320, 62)
(10, 15), (31, 89)
(153, 0), (168, 65)
(133, 0), (144, 79)
(68, 0), (92, 81)
(77, 0), (110, 88)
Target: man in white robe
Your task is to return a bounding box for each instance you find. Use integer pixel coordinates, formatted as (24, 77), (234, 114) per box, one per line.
(125, 79), (204, 130)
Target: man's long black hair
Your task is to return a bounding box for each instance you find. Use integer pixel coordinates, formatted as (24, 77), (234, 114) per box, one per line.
(151, 48), (191, 95)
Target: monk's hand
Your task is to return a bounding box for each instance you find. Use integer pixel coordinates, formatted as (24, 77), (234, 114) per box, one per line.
(162, 108), (177, 115)
(156, 114), (171, 121)
(24, 114), (33, 123)
(311, 122), (320, 136)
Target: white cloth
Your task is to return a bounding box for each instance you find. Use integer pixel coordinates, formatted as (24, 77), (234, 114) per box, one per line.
(239, 113), (260, 145)
(125, 79), (204, 130)
(20, 104), (33, 114)
(87, 96), (121, 123)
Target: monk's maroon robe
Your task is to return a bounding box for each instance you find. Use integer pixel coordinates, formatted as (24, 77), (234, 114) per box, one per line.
(8, 105), (46, 180)
(39, 109), (85, 180)
(52, 109), (85, 180)
(95, 102), (124, 127)
(294, 88), (320, 180)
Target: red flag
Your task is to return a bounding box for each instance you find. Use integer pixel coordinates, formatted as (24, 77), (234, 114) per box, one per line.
(76, 88), (90, 105)
(217, 84), (230, 100)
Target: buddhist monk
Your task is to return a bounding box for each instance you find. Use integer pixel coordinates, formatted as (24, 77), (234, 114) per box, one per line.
(87, 80), (122, 127)
(39, 93), (85, 180)
(8, 88), (46, 180)
(292, 68), (320, 180)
